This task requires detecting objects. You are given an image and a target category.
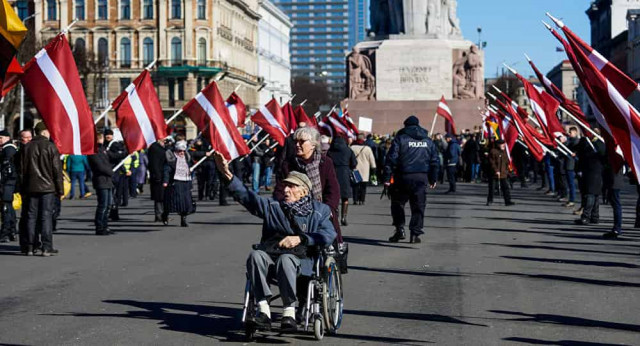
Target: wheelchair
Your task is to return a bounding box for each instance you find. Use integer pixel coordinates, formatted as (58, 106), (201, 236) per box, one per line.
(241, 246), (344, 341)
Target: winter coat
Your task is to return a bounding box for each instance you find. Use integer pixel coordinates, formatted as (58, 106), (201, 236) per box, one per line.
(163, 150), (193, 185)
(227, 176), (336, 276)
(0, 142), (17, 201)
(444, 140), (461, 166)
(384, 124), (440, 183)
(147, 142), (167, 201)
(19, 136), (64, 195)
(137, 151), (148, 185)
(350, 144), (376, 182)
(489, 148), (509, 178)
(66, 155), (90, 173)
(88, 145), (114, 190)
(327, 137), (357, 199)
(576, 137), (606, 195)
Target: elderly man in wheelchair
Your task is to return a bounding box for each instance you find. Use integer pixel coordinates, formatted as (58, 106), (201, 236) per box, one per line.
(213, 152), (339, 336)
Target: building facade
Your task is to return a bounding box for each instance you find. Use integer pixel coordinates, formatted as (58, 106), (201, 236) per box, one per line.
(257, 0), (292, 105)
(628, 9), (640, 110)
(32, 0), (261, 134)
(587, 0), (640, 56)
(272, 0), (350, 101)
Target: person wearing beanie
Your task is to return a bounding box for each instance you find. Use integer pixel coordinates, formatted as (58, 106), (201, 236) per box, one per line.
(383, 115), (440, 244)
(162, 140), (195, 227)
(487, 139), (514, 206)
(0, 129), (17, 243)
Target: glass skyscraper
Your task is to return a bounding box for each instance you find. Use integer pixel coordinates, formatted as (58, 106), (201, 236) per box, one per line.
(273, 0), (368, 100)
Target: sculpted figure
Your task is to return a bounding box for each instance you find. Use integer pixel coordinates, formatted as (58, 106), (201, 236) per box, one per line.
(465, 44), (483, 99)
(348, 48), (376, 100)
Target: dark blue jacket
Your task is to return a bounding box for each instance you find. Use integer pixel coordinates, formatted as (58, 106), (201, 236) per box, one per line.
(444, 140), (461, 166)
(384, 125), (440, 183)
(227, 176), (337, 276)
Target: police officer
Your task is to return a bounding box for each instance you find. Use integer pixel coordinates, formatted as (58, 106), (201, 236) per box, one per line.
(0, 130), (17, 243)
(384, 116), (439, 244)
(103, 129), (127, 221)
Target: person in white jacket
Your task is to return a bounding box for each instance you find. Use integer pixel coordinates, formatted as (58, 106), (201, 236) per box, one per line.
(350, 134), (377, 205)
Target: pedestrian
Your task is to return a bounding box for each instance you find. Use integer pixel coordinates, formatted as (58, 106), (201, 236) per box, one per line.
(443, 134), (461, 193)
(602, 165), (624, 239)
(16, 129), (32, 253)
(192, 139), (216, 200)
(462, 134), (480, 183)
(147, 138), (167, 222)
(262, 138), (275, 191)
(274, 127), (342, 244)
(19, 122), (64, 256)
(575, 131), (606, 225)
(0, 130), (17, 243)
(327, 136), (357, 226)
(565, 127), (579, 208)
(384, 115), (439, 244)
(128, 151), (140, 198)
(162, 140), (195, 227)
(103, 129), (128, 221)
(487, 139), (514, 206)
(88, 134), (115, 235)
(350, 134), (376, 205)
(249, 136), (266, 193)
(66, 154), (91, 199)
(136, 150), (148, 194)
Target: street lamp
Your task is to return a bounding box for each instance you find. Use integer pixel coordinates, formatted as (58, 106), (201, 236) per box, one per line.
(477, 27), (482, 49)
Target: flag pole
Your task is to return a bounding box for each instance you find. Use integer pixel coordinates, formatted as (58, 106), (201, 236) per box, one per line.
(94, 106), (112, 125)
(246, 129), (263, 145)
(238, 134), (271, 163)
(557, 105), (604, 141)
(429, 113), (438, 135)
(299, 99), (308, 107)
(166, 109), (183, 124)
(190, 149), (216, 172)
(313, 111), (321, 120)
(234, 85), (241, 93)
(61, 18), (79, 35)
(144, 59), (157, 71)
(555, 138), (574, 156)
(263, 141), (279, 154)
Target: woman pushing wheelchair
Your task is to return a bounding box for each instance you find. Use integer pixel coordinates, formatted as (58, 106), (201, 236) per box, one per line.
(213, 151), (337, 334)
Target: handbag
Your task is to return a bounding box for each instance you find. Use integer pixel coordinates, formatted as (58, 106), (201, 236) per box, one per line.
(350, 169), (363, 184)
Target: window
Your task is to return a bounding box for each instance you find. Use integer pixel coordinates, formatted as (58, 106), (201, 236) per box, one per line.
(121, 0), (130, 19)
(98, 38), (108, 67)
(17, 0), (28, 20)
(143, 0), (153, 19)
(143, 37), (154, 65)
(197, 38), (206, 65)
(98, 0), (108, 19)
(197, 0), (205, 19)
(168, 79), (175, 107)
(171, 37), (182, 65)
(171, 0), (181, 19)
(178, 79), (184, 100)
(47, 0), (56, 20)
(74, 38), (86, 53)
(75, 0), (85, 20)
(120, 37), (131, 67)
(573, 76), (579, 85)
(120, 78), (131, 90)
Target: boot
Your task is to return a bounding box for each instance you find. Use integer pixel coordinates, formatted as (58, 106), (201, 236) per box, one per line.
(181, 215), (188, 227)
(340, 201), (348, 226)
(388, 228), (405, 242)
(162, 213), (169, 226)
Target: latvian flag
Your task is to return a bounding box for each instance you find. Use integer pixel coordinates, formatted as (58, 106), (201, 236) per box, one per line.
(436, 96), (456, 135)
(294, 105), (315, 128)
(112, 69), (167, 153)
(21, 34), (96, 155)
(226, 92), (247, 127)
(282, 101), (298, 134)
(0, 0), (27, 94)
(183, 82), (249, 160)
(252, 98), (288, 145)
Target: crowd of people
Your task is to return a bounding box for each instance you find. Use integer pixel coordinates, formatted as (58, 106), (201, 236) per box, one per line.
(0, 114), (632, 258)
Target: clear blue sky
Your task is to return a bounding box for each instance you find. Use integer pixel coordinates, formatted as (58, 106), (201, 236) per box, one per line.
(457, 0), (591, 78)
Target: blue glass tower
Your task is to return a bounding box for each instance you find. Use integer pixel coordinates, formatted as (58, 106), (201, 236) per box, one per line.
(274, 0), (368, 100)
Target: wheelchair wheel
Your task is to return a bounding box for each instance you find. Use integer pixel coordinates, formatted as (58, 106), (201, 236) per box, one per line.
(313, 316), (324, 340)
(322, 257), (343, 334)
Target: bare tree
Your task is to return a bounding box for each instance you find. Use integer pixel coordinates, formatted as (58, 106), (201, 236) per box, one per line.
(291, 76), (330, 116)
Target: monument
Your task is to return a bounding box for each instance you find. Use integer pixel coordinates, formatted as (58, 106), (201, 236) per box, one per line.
(345, 0), (485, 134)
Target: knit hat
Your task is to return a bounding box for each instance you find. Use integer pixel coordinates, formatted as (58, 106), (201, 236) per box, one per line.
(0, 129), (10, 137)
(403, 115), (420, 127)
(175, 140), (187, 151)
(103, 128), (114, 136)
(283, 171), (313, 193)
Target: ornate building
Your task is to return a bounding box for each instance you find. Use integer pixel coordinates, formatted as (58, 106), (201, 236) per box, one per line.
(32, 0), (261, 132)
(257, 0), (291, 105)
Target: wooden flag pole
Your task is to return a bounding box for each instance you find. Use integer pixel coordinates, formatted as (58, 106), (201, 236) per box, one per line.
(165, 109), (183, 124)
(190, 149), (216, 172)
(557, 105), (604, 141)
(429, 113), (438, 135)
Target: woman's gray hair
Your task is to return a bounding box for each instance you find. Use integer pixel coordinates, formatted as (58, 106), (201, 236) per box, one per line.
(294, 127), (321, 152)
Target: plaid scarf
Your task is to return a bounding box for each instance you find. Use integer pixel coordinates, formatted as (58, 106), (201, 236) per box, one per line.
(282, 195), (313, 217)
(296, 150), (323, 202)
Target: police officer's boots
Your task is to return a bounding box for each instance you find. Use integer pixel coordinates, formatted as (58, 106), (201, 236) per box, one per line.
(388, 227), (406, 242)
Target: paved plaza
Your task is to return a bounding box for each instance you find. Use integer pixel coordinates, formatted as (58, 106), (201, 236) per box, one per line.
(1, 182), (639, 345)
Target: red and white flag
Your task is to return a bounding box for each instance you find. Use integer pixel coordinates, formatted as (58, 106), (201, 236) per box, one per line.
(294, 105), (316, 128)
(551, 18), (640, 177)
(343, 108), (359, 138)
(282, 101), (298, 134)
(226, 92), (246, 127)
(515, 73), (564, 139)
(436, 96), (456, 135)
(318, 116), (334, 138)
(112, 70), (167, 153)
(21, 34), (95, 155)
(252, 98), (288, 145)
(183, 82), (249, 160)
(329, 111), (350, 138)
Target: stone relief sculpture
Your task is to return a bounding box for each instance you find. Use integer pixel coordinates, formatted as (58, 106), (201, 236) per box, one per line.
(452, 45), (484, 99)
(347, 48), (376, 100)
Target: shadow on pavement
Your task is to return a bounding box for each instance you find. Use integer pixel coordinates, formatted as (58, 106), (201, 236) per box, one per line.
(344, 309), (487, 327)
(490, 310), (640, 333)
(502, 336), (629, 345)
(495, 272), (640, 288)
(349, 265), (464, 277)
(482, 243), (638, 257)
(343, 236), (417, 249)
(500, 256), (640, 269)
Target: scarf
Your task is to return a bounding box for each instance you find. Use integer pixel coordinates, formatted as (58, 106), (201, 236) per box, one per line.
(282, 195), (313, 217)
(296, 150), (323, 202)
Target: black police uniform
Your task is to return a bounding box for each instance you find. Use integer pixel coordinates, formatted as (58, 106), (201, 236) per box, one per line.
(0, 141), (17, 242)
(384, 117), (439, 243)
(105, 139), (128, 220)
